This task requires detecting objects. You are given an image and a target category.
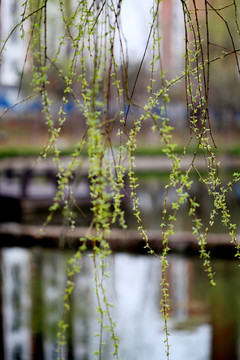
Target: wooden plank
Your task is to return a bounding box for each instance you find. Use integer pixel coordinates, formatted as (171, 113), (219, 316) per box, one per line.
(0, 223), (238, 256)
(1, 155), (240, 174)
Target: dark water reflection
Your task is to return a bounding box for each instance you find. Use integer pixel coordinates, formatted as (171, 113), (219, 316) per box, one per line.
(18, 172), (240, 233)
(0, 248), (240, 360)
(130, 175), (240, 233)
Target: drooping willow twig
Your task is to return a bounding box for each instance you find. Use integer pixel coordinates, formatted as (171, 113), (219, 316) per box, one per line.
(1, 1), (240, 359)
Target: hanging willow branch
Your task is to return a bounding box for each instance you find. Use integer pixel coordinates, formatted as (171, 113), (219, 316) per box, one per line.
(1, 0), (240, 359)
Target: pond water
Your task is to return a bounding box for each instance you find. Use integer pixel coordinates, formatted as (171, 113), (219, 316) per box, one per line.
(1, 248), (240, 360)
(127, 174), (240, 233)
(17, 172), (240, 234)
(1, 171), (240, 359)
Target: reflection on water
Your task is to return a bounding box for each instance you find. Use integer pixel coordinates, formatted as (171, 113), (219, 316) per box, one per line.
(2, 249), (31, 360)
(42, 251), (66, 359)
(128, 176), (240, 233)
(6, 171), (240, 232)
(1, 249), (240, 359)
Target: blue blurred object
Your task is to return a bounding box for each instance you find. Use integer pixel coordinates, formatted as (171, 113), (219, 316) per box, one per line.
(0, 94), (11, 108)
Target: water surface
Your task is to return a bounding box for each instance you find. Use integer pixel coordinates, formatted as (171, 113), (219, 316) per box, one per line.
(1, 248), (240, 360)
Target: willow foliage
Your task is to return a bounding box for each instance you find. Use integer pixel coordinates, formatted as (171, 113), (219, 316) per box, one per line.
(1, 0), (240, 359)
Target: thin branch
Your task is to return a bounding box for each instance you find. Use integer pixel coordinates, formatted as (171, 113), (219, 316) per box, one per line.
(124, 1), (161, 125)
(0, 4), (45, 57)
(206, 0), (240, 75)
